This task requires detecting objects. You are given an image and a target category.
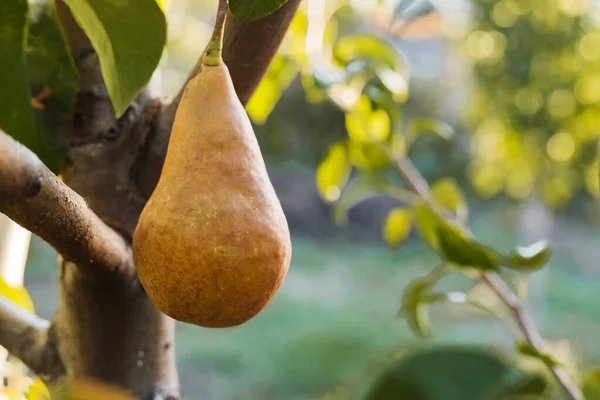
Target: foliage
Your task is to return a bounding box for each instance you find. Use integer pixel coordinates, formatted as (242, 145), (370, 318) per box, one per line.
(246, 1), (592, 398)
(459, 0), (600, 207)
(0, 0), (77, 173)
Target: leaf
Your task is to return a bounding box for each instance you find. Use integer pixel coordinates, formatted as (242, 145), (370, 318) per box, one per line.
(247, 55), (298, 124)
(316, 142), (352, 203)
(348, 141), (391, 171)
(334, 34), (403, 70)
(500, 240), (553, 272)
(61, 0), (166, 117)
(413, 202), (441, 250)
(332, 173), (406, 225)
(0, 278), (35, 313)
(408, 118), (454, 140)
(365, 344), (520, 400)
(515, 342), (561, 368)
(229, 0), (290, 21)
(414, 203), (497, 270)
(430, 178), (467, 217)
(582, 367), (600, 400)
(383, 208), (412, 247)
(487, 374), (549, 399)
(26, 378), (51, 400)
(0, 0), (37, 155)
(399, 265), (450, 338)
(26, 1), (79, 172)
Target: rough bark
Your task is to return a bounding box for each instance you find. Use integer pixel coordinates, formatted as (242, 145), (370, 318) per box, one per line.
(0, 0), (300, 398)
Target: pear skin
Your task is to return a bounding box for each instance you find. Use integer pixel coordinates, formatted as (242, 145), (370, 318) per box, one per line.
(133, 63), (292, 328)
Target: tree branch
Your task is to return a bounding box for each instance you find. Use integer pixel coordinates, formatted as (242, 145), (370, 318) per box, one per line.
(390, 151), (583, 399)
(0, 133), (134, 278)
(0, 295), (64, 380)
(482, 273), (583, 400)
(137, 0), (302, 197)
(222, 0), (303, 105)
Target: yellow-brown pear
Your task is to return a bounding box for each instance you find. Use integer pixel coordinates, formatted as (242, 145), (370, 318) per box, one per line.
(132, 19), (291, 327)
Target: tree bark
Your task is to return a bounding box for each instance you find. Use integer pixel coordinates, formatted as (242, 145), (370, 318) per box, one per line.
(0, 0), (300, 397)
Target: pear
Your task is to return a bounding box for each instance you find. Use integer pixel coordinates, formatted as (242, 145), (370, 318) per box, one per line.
(132, 5), (291, 327)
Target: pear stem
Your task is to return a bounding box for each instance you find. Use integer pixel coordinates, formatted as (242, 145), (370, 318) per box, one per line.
(203, 0), (229, 66)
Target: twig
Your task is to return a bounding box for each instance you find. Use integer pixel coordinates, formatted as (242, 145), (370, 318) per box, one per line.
(0, 132), (134, 278)
(390, 152), (583, 399)
(482, 273), (583, 400)
(0, 295), (64, 380)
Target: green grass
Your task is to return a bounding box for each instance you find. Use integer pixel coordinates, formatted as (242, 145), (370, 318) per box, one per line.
(20, 209), (600, 399)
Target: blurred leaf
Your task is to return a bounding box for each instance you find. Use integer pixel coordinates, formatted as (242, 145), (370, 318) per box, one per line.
(487, 374), (549, 399)
(229, 0), (289, 21)
(500, 241), (552, 272)
(383, 208), (412, 247)
(27, 378), (51, 400)
(365, 344), (520, 400)
(375, 67), (409, 102)
(317, 142), (352, 203)
(430, 178), (467, 217)
(414, 203), (497, 270)
(348, 141), (391, 171)
(582, 367), (600, 400)
(310, 385), (352, 400)
(0, 278), (35, 313)
(346, 109), (391, 143)
(436, 219), (497, 271)
(333, 173), (409, 225)
(515, 342), (561, 368)
(61, 0), (166, 117)
(50, 379), (134, 400)
(413, 202), (441, 250)
(247, 55), (298, 124)
(400, 265), (450, 338)
(408, 118), (454, 140)
(0, 0), (38, 159)
(334, 34), (402, 70)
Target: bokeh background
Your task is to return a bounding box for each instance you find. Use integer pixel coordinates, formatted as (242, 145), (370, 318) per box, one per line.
(20, 0), (600, 398)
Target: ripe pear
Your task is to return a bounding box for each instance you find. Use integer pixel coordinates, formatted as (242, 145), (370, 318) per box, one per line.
(133, 57), (291, 328)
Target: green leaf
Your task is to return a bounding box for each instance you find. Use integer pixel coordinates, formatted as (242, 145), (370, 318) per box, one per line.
(334, 34), (403, 70)
(413, 203), (497, 270)
(61, 0), (166, 117)
(383, 208), (412, 247)
(500, 240), (553, 272)
(431, 178), (467, 217)
(582, 367), (600, 400)
(515, 342), (561, 367)
(400, 265), (450, 338)
(348, 141), (391, 171)
(436, 218), (498, 270)
(487, 374), (549, 399)
(26, 1), (79, 172)
(408, 118), (454, 140)
(316, 142), (352, 203)
(332, 173), (407, 225)
(0, 0), (78, 173)
(365, 344), (521, 400)
(229, 0), (290, 21)
(247, 55), (297, 124)
(0, 0), (37, 152)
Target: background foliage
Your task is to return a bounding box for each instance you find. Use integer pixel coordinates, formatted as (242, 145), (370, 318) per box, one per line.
(3, 0), (600, 399)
